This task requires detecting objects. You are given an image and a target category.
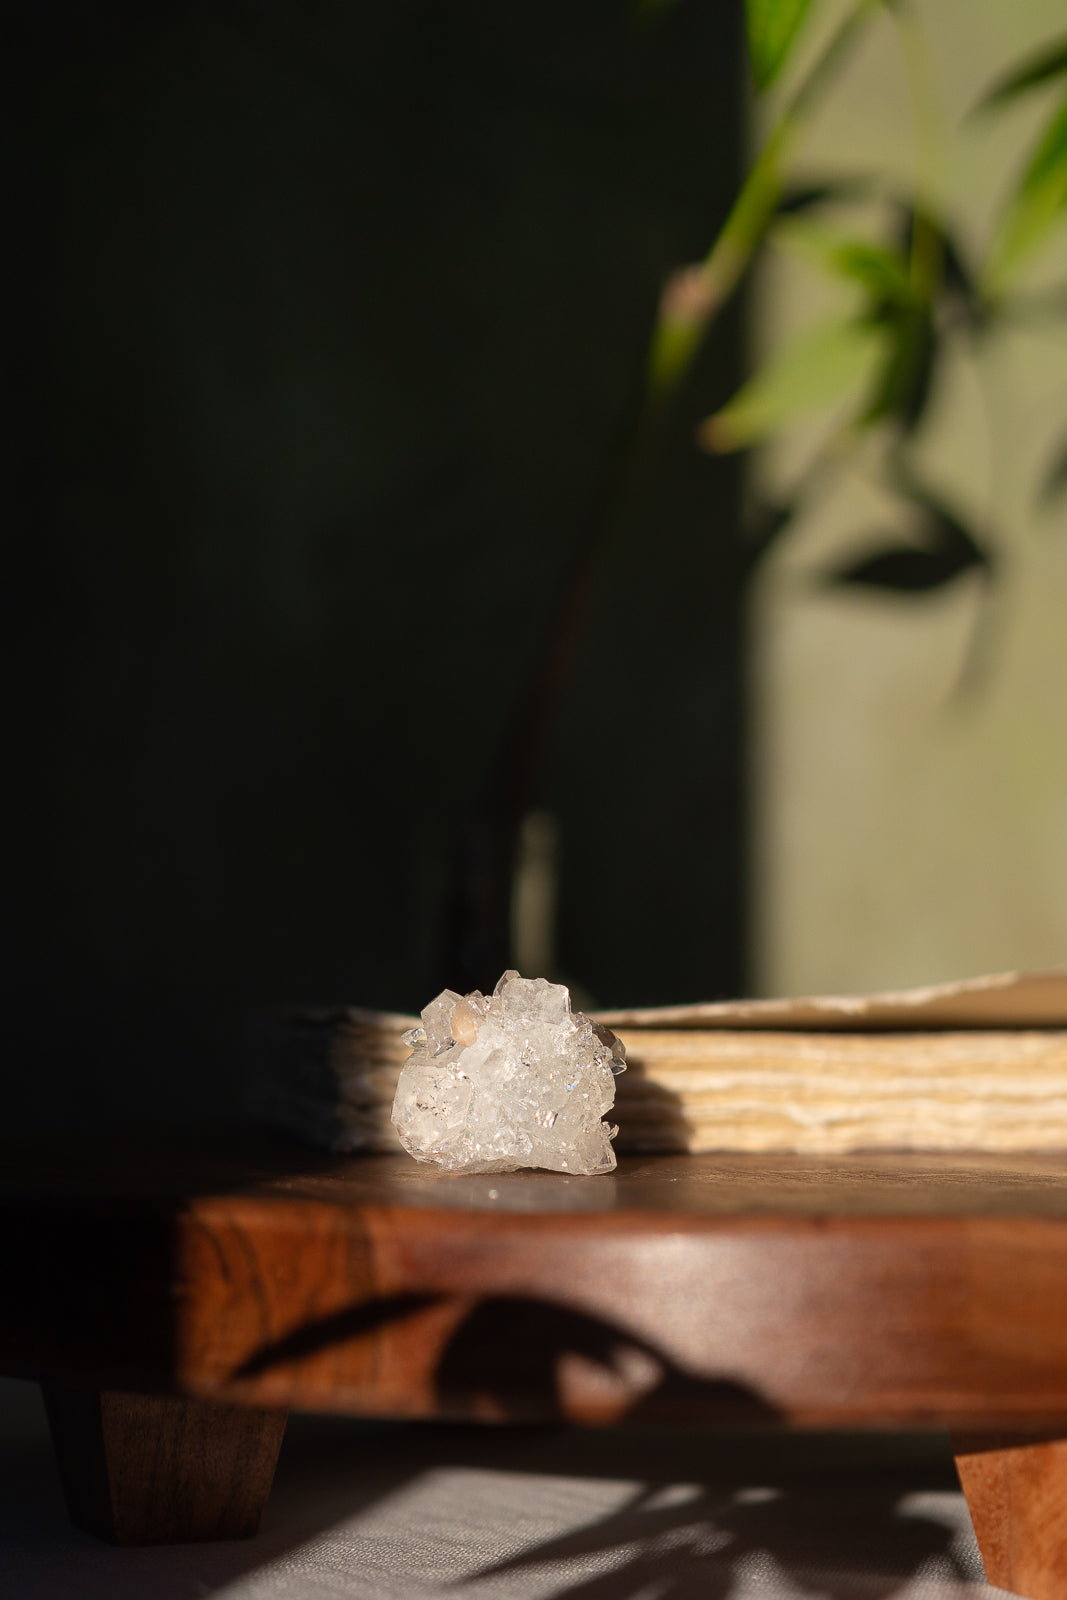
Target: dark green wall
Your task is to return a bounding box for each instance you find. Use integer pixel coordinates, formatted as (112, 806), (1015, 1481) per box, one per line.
(9, 1), (744, 1128)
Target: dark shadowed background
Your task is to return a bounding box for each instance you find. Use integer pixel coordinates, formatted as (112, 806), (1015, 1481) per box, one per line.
(8, 1), (746, 1131)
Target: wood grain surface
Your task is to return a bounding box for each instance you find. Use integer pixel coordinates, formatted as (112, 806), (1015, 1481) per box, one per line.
(3, 1134), (1067, 1432)
(953, 1433), (1067, 1600)
(42, 1384), (287, 1544)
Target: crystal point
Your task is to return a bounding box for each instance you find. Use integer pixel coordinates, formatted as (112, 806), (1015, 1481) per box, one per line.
(391, 972), (625, 1175)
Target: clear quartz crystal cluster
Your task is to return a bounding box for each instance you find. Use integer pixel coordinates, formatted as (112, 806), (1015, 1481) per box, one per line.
(391, 971), (626, 1175)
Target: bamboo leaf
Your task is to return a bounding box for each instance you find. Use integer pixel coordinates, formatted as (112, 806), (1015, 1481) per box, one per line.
(859, 303), (937, 431)
(935, 221), (982, 319)
(835, 242), (914, 301)
(986, 94), (1067, 288)
(975, 34), (1067, 112)
(698, 316), (886, 452)
(773, 217), (914, 302)
(746, 0), (815, 91)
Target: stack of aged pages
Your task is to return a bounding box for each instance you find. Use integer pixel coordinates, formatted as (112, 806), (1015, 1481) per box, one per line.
(250, 968), (1067, 1154)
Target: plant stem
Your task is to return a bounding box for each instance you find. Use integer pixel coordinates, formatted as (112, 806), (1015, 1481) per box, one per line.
(439, 0), (878, 989)
(647, 0), (879, 413)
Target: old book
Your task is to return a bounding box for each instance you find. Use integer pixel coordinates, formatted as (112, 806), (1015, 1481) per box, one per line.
(249, 968), (1067, 1155)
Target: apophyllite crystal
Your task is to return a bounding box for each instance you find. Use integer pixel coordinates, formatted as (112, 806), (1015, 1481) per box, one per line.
(391, 971), (626, 1175)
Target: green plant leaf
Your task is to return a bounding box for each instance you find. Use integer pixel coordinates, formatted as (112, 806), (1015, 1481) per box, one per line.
(986, 93), (1067, 288)
(934, 221), (983, 323)
(859, 303), (937, 431)
(699, 316), (886, 452)
(773, 216), (915, 302)
(836, 241), (915, 302)
(645, 2), (875, 406)
(975, 34), (1067, 112)
(746, 0), (815, 90)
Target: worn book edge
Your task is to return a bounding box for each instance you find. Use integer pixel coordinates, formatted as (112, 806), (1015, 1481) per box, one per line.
(248, 967), (1067, 1155)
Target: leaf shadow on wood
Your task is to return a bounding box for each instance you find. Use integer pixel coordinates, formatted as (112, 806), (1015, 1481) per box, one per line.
(3, 1129), (985, 1595)
(433, 1295), (775, 1426)
(233, 1293), (441, 1381)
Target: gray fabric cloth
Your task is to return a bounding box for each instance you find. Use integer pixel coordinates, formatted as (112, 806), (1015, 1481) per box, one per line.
(0, 1381), (1001, 1599)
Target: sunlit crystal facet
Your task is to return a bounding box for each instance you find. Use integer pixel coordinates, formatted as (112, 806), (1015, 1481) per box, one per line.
(390, 970), (626, 1175)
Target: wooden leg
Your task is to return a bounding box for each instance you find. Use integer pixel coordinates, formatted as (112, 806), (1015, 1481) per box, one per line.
(953, 1432), (1067, 1600)
(42, 1385), (287, 1545)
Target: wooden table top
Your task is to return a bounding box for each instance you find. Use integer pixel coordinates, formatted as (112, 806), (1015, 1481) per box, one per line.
(4, 1133), (1067, 1431)
(4, 1130), (1067, 1212)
